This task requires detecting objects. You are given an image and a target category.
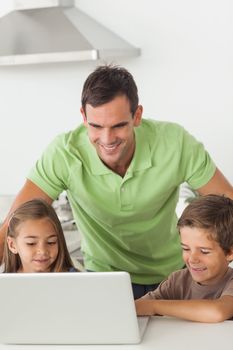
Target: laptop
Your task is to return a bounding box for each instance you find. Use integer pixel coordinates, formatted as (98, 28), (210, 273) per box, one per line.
(0, 271), (149, 344)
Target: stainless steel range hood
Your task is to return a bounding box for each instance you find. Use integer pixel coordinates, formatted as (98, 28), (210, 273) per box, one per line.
(0, 0), (140, 65)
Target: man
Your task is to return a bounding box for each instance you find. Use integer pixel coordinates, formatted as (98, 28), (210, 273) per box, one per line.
(1, 65), (233, 298)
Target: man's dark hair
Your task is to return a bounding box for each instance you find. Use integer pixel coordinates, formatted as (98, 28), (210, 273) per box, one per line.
(177, 194), (233, 254)
(81, 64), (139, 115)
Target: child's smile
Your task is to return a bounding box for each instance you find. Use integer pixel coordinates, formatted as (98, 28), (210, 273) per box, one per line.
(180, 226), (232, 285)
(7, 217), (58, 273)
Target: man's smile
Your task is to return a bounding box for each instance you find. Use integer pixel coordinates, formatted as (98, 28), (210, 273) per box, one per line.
(98, 142), (121, 152)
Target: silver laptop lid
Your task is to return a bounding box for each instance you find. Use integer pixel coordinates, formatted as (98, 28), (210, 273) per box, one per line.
(0, 271), (142, 344)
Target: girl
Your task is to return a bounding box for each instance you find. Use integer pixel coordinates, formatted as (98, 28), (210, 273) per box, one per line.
(2, 198), (77, 273)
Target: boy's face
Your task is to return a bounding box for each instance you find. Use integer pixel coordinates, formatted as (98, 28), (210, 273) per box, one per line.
(180, 226), (233, 285)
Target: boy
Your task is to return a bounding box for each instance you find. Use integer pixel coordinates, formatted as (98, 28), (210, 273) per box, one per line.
(135, 194), (233, 322)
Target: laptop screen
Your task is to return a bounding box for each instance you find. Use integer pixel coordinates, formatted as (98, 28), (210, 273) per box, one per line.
(0, 271), (148, 344)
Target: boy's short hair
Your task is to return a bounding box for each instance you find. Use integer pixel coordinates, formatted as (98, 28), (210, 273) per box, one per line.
(81, 64), (139, 115)
(177, 194), (233, 254)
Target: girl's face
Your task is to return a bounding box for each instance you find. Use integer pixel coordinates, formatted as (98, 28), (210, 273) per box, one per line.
(7, 218), (59, 273)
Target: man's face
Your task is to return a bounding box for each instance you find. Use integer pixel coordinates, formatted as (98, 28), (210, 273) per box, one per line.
(81, 95), (142, 173)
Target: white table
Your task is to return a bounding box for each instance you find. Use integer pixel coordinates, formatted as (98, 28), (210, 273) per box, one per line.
(1, 316), (232, 350)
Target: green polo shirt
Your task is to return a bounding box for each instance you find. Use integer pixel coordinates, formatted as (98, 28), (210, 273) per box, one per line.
(28, 119), (216, 284)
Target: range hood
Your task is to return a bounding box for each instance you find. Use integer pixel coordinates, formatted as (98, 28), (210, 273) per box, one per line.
(0, 0), (140, 65)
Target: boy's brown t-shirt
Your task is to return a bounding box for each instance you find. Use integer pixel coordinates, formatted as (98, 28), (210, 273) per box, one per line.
(143, 267), (233, 300)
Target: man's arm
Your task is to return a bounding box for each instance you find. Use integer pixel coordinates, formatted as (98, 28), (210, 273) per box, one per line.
(197, 168), (233, 199)
(0, 179), (53, 261)
(135, 295), (233, 323)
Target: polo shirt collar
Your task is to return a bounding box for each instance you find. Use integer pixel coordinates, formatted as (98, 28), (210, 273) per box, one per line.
(127, 126), (152, 173)
(88, 125), (152, 176)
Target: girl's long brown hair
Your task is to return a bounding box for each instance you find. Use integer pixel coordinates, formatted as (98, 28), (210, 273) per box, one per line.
(3, 199), (75, 273)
